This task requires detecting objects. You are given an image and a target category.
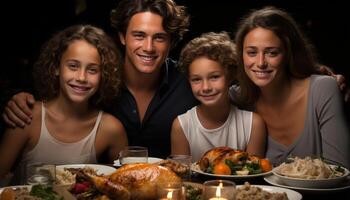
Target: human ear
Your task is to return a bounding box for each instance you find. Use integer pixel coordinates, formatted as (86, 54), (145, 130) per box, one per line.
(119, 32), (126, 45)
(55, 68), (59, 76)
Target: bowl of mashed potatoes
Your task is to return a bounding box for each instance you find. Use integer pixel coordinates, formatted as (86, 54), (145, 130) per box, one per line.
(273, 156), (349, 188)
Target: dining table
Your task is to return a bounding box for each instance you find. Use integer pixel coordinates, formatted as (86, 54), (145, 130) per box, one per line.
(2, 163), (349, 199)
(111, 162), (350, 200)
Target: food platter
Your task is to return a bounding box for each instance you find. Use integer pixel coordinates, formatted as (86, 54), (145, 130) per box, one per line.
(236, 184), (302, 200)
(191, 163), (272, 179)
(56, 164), (116, 176)
(264, 174), (350, 193)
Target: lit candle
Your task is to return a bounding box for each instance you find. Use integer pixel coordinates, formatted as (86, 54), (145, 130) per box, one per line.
(209, 183), (228, 200)
(209, 197), (228, 200)
(167, 190), (173, 199)
(159, 188), (181, 200)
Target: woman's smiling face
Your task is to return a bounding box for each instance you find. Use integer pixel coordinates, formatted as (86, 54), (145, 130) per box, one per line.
(243, 27), (285, 88)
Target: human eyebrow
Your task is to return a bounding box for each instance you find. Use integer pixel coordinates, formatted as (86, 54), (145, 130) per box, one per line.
(265, 47), (281, 51)
(131, 31), (145, 37)
(244, 46), (257, 50)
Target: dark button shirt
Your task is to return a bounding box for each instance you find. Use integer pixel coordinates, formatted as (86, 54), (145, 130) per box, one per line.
(109, 59), (198, 158)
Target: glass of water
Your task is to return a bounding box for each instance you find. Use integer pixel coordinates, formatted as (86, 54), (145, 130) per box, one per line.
(119, 146), (148, 165)
(26, 163), (55, 185)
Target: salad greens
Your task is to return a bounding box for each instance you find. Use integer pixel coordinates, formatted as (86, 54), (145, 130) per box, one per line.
(225, 159), (262, 175)
(30, 185), (63, 200)
(185, 185), (202, 200)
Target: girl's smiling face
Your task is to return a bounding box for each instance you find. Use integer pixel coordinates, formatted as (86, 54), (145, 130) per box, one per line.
(58, 39), (101, 104)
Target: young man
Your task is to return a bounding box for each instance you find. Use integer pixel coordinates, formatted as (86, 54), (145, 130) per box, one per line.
(2, 0), (198, 158)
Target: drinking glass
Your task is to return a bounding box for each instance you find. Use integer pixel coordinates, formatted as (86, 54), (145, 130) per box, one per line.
(119, 146), (148, 165)
(26, 163), (55, 186)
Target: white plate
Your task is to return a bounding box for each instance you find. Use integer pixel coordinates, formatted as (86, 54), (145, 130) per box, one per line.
(0, 185), (32, 194)
(237, 184), (302, 200)
(191, 163), (272, 179)
(56, 164), (115, 175)
(264, 174), (350, 193)
(113, 157), (163, 167)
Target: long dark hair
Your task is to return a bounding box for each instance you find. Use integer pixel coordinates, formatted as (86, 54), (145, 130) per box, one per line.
(235, 6), (318, 106)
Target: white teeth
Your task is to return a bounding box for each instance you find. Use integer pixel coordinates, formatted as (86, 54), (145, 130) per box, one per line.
(73, 86), (87, 90)
(140, 55), (155, 61)
(71, 85), (89, 92)
(254, 71), (270, 78)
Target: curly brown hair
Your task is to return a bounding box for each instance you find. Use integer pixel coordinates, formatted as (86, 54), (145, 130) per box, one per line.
(33, 24), (122, 109)
(110, 0), (189, 49)
(179, 32), (237, 84)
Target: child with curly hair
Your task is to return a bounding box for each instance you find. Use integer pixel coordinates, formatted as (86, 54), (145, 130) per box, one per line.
(171, 32), (266, 162)
(0, 25), (128, 178)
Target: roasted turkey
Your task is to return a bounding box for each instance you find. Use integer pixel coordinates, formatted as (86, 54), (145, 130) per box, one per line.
(83, 163), (181, 200)
(198, 146), (249, 171)
(197, 146), (270, 175)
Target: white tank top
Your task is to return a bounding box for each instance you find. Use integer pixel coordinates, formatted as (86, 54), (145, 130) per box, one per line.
(178, 105), (252, 162)
(21, 103), (101, 165)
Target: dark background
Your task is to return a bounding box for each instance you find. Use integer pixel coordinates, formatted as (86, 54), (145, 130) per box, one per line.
(1, 0), (349, 133)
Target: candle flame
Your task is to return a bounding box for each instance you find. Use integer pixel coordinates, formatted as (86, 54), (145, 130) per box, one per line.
(167, 190), (173, 199)
(215, 183), (223, 197)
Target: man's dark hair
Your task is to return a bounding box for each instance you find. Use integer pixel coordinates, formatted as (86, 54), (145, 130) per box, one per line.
(110, 0), (189, 49)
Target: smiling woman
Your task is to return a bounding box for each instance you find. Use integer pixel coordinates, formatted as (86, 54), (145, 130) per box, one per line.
(234, 6), (350, 169)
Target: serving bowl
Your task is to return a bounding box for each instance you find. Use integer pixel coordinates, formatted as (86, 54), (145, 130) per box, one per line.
(273, 164), (349, 188)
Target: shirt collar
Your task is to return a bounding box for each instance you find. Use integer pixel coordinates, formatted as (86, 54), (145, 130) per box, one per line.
(160, 58), (172, 86)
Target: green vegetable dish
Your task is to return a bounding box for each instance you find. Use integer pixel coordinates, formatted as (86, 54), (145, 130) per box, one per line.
(30, 185), (63, 200)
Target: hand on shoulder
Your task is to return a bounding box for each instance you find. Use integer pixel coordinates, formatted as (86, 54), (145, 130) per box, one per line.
(2, 92), (35, 128)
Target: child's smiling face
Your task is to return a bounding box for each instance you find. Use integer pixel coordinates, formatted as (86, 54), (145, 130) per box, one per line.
(188, 56), (230, 106)
(58, 39), (101, 104)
